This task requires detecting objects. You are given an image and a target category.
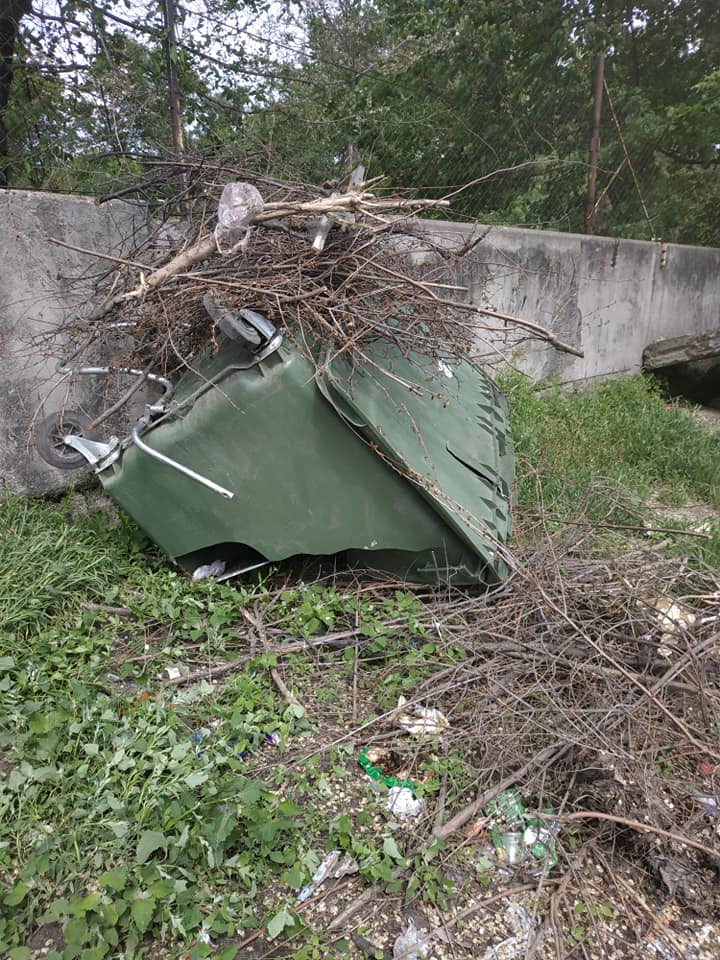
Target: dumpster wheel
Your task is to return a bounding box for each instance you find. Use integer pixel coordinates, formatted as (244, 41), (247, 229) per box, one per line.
(35, 410), (97, 470)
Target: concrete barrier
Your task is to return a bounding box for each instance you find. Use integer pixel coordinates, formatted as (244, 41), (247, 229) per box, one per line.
(417, 220), (720, 385)
(1, 188), (718, 495)
(0, 188), (148, 495)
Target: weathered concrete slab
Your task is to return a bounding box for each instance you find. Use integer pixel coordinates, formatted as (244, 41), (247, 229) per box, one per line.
(0, 188), (149, 495)
(643, 331), (720, 369)
(417, 221), (720, 385)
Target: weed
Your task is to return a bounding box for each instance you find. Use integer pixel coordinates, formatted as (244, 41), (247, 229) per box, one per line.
(500, 371), (720, 564)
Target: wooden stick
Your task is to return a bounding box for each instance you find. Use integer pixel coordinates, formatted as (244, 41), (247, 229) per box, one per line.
(560, 810), (720, 861)
(527, 513), (713, 540)
(242, 607), (306, 716)
(434, 742), (568, 839)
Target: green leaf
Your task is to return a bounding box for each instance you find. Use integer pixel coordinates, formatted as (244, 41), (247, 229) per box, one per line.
(383, 837), (402, 860)
(64, 917), (89, 945)
(266, 907), (293, 940)
(148, 878), (175, 898)
(282, 862), (305, 890)
(405, 873), (420, 902)
(71, 892), (102, 915)
(99, 866), (128, 892)
(217, 948), (238, 960)
(9, 949), (31, 960)
(3, 882), (29, 906)
(184, 771), (208, 788)
(130, 896), (156, 934)
(0, 656), (15, 670)
(136, 830), (167, 864)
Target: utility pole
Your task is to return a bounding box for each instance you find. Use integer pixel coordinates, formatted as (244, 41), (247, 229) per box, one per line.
(584, 52), (605, 235)
(160, 0), (184, 155)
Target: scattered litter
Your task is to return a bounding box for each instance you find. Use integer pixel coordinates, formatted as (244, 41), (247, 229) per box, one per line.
(396, 697), (449, 737)
(387, 785), (425, 821)
(481, 902), (538, 960)
(214, 181), (264, 254)
(484, 790), (558, 872)
(640, 596), (696, 635)
(696, 794), (720, 835)
(190, 722), (280, 760)
(393, 919), (431, 960)
(645, 936), (678, 960)
(198, 929), (214, 947)
(192, 559), (227, 581)
(358, 748), (429, 819)
(296, 850), (358, 903)
(699, 761), (716, 776)
(164, 664), (184, 680)
(359, 748), (416, 790)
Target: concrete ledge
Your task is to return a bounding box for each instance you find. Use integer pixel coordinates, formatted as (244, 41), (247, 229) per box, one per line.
(1, 190), (718, 496)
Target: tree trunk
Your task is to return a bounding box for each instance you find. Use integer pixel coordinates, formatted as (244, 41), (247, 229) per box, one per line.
(0, 0), (31, 186)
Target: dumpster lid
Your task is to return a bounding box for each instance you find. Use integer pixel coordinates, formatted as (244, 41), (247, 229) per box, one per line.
(322, 344), (513, 569)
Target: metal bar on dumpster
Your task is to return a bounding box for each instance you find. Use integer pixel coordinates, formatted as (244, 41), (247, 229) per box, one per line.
(130, 420), (234, 499)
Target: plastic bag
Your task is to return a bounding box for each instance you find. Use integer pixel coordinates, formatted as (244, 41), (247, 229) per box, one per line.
(214, 182), (264, 255)
(393, 920), (431, 960)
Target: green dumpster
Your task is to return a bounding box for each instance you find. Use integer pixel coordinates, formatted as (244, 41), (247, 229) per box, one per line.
(39, 309), (514, 585)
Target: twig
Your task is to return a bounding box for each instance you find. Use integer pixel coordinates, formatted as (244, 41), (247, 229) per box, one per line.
(243, 606), (306, 715)
(528, 513), (713, 540)
(82, 602), (134, 617)
(558, 811), (720, 861)
(435, 743), (568, 840)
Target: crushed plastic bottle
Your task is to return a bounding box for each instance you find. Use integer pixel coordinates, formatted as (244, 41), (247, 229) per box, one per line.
(483, 790), (558, 871)
(387, 785), (425, 821)
(296, 850), (358, 903)
(396, 697), (450, 737)
(214, 182), (264, 255)
(481, 902), (537, 960)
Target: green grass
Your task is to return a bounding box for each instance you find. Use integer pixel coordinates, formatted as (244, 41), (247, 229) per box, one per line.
(500, 372), (720, 565)
(0, 499), (439, 960)
(1, 373), (719, 958)
(0, 497), (148, 633)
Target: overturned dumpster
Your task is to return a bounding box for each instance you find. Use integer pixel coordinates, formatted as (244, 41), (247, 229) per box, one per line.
(32, 170), (580, 585)
(37, 301), (514, 585)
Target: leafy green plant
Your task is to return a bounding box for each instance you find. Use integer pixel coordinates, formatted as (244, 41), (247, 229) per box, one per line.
(500, 371), (720, 565)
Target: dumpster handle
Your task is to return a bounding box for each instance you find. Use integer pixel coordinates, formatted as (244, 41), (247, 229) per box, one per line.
(56, 363), (174, 401)
(130, 417), (234, 500)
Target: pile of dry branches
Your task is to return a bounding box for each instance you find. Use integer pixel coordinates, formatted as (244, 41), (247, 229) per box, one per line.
(53, 159), (580, 396)
(234, 514), (720, 947)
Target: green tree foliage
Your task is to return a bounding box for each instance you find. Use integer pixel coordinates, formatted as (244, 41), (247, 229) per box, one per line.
(0, 0), (32, 185)
(3, 0), (719, 244)
(256, 0), (720, 244)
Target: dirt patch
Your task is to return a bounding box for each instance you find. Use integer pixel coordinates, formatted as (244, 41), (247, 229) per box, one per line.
(693, 405), (720, 433)
(0, 751), (15, 777)
(27, 922), (65, 958)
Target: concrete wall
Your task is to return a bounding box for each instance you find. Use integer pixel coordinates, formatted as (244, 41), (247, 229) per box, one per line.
(1, 188), (719, 495)
(418, 220), (720, 385)
(0, 188), (149, 495)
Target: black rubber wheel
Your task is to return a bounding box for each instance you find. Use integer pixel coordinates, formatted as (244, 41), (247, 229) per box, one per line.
(35, 410), (96, 470)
